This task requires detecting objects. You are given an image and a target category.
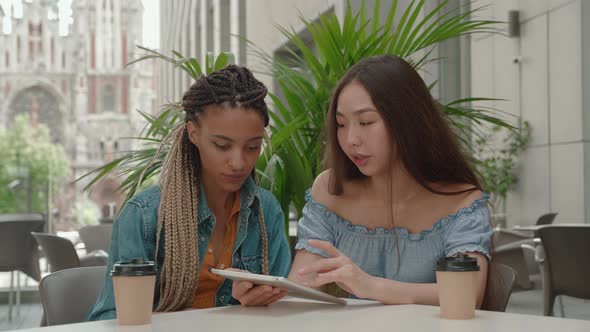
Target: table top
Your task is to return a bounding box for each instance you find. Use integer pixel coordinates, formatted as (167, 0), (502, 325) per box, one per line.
(512, 223), (589, 232)
(16, 298), (590, 332)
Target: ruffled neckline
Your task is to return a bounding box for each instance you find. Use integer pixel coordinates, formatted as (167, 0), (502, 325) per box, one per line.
(304, 190), (490, 241)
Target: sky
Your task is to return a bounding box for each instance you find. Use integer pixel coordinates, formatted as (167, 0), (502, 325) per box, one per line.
(1, 0), (160, 49)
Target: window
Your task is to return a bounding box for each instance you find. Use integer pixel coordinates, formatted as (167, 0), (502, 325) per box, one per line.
(99, 141), (105, 159)
(29, 40), (34, 59)
(206, 0), (213, 52)
(272, 21), (318, 125)
(102, 84), (115, 112)
(17, 36), (21, 63)
(50, 38), (55, 64)
(219, 0), (230, 52)
(9, 86), (62, 143)
(238, 0), (246, 65)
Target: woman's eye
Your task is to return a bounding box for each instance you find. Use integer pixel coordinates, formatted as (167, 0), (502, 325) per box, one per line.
(214, 143), (230, 150)
(336, 123), (345, 128)
(247, 145), (261, 151)
(360, 121), (374, 126)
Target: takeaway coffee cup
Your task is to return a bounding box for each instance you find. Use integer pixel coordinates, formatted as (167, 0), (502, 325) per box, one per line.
(111, 258), (157, 325)
(435, 254), (480, 319)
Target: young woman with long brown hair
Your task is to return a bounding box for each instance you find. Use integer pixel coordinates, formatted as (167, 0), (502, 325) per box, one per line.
(289, 55), (492, 306)
(87, 65), (291, 320)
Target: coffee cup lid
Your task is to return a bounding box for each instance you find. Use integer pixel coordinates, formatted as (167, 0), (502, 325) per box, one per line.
(435, 254), (480, 272)
(111, 258), (157, 276)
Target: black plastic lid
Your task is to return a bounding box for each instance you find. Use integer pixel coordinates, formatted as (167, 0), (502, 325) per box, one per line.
(111, 258), (157, 276)
(435, 254), (480, 272)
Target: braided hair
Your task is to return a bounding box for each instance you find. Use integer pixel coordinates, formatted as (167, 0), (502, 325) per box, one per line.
(154, 65), (270, 311)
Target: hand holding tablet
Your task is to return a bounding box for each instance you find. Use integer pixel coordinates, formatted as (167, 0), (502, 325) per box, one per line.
(211, 268), (347, 305)
(227, 269), (288, 306)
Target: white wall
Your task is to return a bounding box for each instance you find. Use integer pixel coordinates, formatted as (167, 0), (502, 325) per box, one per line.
(471, 0), (589, 225)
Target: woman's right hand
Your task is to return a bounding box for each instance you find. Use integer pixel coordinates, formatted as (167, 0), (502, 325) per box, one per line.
(229, 269), (288, 306)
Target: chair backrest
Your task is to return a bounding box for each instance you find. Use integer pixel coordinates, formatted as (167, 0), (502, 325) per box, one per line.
(78, 224), (113, 253)
(536, 213), (558, 226)
(492, 228), (532, 247)
(481, 262), (516, 312)
(538, 225), (590, 299)
(39, 266), (107, 326)
(0, 214), (45, 281)
(0, 213), (45, 223)
(31, 232), (80, 272)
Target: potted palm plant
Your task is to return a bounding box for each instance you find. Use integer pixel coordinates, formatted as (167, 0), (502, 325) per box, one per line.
(255, 0), (512, 227)
(79, 0), (516, 236)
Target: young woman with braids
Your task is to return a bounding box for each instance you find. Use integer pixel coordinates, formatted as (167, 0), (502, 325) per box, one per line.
(287, 55), (493, 307)
(87, 65), (291, 320)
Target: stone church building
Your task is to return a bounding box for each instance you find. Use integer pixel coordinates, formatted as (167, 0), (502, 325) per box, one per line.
(0, 0), (156, 228)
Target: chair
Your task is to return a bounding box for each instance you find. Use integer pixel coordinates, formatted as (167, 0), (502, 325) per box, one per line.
(39, 266), (107, 326)
(493, 228), (531, 246)
(0, 213), (45, 320)
(78, 224), (113, 254)
(481, 262), (516, 312)
(535, 212), (558, 226)
(492, 234), (535, 289)
(537, 225), (590, 316)
(31, 232), (108, 272)
(498, 212), (558, 241)
(519, 240), (543, 286)
(521, 240), (565, 316)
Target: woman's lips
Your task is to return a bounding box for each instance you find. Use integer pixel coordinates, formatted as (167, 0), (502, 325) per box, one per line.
(223, 173), (248, 182)
(352, 155), (370, 166)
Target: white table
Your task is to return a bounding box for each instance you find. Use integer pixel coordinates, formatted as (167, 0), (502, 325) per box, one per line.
(16, 298), (590, 332)
(512, 223), (588, 236)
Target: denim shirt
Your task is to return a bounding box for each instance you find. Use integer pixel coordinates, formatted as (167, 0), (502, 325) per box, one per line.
(87, 176), (291, 321)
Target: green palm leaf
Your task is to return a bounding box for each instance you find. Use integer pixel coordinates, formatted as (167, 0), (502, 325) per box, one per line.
(256, 0), (508, 224)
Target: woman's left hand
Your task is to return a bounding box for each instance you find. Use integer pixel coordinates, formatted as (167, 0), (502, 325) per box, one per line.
(296, 240), (373, 299)
(229, 269), (288, 306)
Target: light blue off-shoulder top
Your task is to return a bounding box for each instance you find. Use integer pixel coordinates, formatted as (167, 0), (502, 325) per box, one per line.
(295, 191), (492, 284)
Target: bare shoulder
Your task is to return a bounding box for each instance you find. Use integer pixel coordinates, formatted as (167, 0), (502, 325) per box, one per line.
(310, 169), (333, 206)
(447, 184), (485, 210)
(310, 169), (359, 209)
(429, 183), (485, 213)
(310, 170), (366, 215)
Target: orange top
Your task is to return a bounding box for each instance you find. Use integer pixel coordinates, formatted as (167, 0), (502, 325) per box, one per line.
(191, 192), (240, 309)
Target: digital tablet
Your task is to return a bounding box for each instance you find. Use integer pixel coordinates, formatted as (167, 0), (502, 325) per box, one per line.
(210, 268), (347, 305)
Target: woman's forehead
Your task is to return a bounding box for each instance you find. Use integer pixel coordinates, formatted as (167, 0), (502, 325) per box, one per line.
(336, 81), (377, 114)
(199, 107), (265, 139)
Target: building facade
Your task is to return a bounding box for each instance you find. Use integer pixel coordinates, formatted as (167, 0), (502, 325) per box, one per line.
(0, 0), (156, 228)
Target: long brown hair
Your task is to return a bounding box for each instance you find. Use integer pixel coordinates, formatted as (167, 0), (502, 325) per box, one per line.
(325, 55), (482, 196)
(152, 65), (270, 311)
(324, 55), (494, 294)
